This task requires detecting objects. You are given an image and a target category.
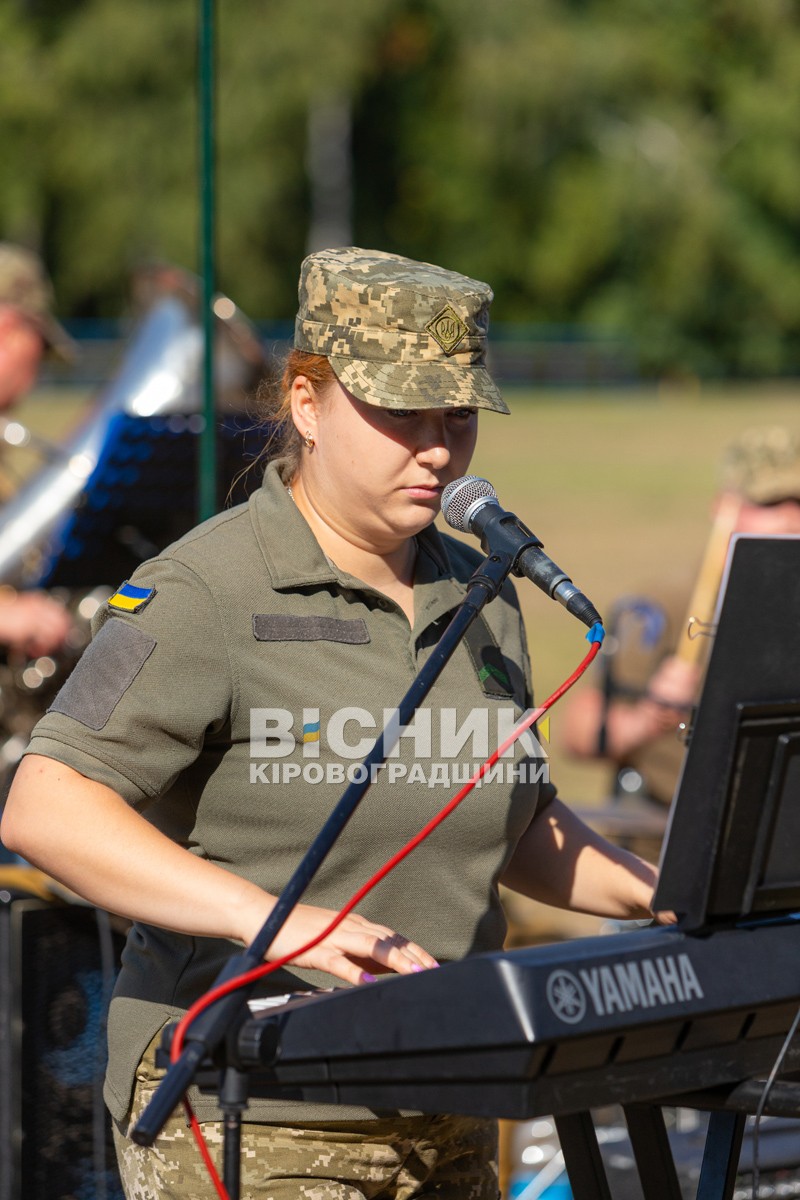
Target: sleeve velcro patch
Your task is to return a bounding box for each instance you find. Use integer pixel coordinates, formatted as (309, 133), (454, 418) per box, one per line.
(48, 621), (156, 730)
(253, 614), (370, 644)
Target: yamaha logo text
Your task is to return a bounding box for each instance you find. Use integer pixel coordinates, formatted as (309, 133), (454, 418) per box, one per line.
(546, 953), (704, 1024)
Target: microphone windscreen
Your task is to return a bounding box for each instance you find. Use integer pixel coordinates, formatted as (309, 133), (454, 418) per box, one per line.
(441, 475), (497, 532)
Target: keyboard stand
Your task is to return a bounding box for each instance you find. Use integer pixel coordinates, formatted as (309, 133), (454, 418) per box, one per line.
(553, 1074), (800, 1200)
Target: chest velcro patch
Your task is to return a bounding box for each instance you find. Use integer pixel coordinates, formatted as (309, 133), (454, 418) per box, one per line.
(463, 616), (515, 698)
(48, 620), (156, 730)
(253, 615), (370, 644)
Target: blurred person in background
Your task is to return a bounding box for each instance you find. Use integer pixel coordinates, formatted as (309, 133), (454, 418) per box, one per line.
(562, 426), (800, 808)
(0, 242), (74, 658)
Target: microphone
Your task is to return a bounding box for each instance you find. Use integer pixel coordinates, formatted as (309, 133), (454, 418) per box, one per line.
(441, 475), (602, 629)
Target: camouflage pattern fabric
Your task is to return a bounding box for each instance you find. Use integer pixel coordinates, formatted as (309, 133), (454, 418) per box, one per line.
(294, 247), (509, 414)
(719, 425), (800, 505)
(114, 1032), (499, 1200)
(0, 242), (74, 359)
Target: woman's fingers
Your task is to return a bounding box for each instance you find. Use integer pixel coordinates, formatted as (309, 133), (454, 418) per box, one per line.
(344, 919), (437, 971)
(268, 904), (438, 984)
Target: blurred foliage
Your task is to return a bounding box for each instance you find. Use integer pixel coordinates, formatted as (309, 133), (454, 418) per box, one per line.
(1, 0), (800, 375)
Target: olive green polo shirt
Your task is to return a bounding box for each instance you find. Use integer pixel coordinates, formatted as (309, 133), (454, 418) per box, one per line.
(27, 461), (555, 1124)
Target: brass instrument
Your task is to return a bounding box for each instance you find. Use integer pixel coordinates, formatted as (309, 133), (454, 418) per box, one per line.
(675, 491), (742, 666)
(0, 293), (268, 588)
(0, 291), (270, 796)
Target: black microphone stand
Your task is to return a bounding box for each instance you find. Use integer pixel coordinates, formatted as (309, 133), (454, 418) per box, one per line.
(132, 548), (517, 1197)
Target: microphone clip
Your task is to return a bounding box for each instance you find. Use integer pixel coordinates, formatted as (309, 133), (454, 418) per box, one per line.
(463, 548), (519, 608)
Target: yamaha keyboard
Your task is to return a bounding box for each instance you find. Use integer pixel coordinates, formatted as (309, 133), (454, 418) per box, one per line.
(212, 919), (800, 1120)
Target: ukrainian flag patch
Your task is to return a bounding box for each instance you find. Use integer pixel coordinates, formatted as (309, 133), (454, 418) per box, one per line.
(108, 581), (156, 614)
(302, 720), (321, 744)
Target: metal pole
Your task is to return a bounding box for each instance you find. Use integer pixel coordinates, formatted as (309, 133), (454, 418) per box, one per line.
(198, 0), (217, 522)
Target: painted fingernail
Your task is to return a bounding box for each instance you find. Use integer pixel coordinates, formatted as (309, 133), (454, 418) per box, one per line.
(411, 963), (424, 973)
(361, 972), (377, 983)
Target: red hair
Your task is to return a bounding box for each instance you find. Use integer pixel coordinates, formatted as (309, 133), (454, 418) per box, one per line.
(256, 350), (337, 477)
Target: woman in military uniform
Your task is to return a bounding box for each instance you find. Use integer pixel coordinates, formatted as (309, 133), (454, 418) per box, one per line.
(2, 248), (665, 1200)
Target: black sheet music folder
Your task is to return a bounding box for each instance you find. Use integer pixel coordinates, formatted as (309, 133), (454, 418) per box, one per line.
(653, 534), (800, 930)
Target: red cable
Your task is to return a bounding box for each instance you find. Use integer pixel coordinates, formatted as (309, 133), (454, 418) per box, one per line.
(183, 1101), (228, 1200)
(167, 636), (602, 1197)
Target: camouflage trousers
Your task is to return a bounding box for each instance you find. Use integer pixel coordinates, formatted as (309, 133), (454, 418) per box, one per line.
(113, 1037), (499, 1200)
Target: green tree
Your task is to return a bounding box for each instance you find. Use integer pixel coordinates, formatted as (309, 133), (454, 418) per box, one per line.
(1, 0), (799, 375)
(378, 0), (800, 374)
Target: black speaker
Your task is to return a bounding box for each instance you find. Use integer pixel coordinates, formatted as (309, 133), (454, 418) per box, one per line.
(0, 885), (125, 1200)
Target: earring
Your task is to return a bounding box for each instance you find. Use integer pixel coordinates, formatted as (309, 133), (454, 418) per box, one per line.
(303, 430), (315, 449)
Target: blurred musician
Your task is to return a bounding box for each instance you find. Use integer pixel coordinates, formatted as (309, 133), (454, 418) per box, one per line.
(0, 243), (74, 658)
(562, 425), (800, 808)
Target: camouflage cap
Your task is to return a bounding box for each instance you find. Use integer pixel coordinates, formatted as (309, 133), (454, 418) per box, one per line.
(720, 426), (800, 504)
(0, 242), (76, 361)
(294, 247), (509, 413)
